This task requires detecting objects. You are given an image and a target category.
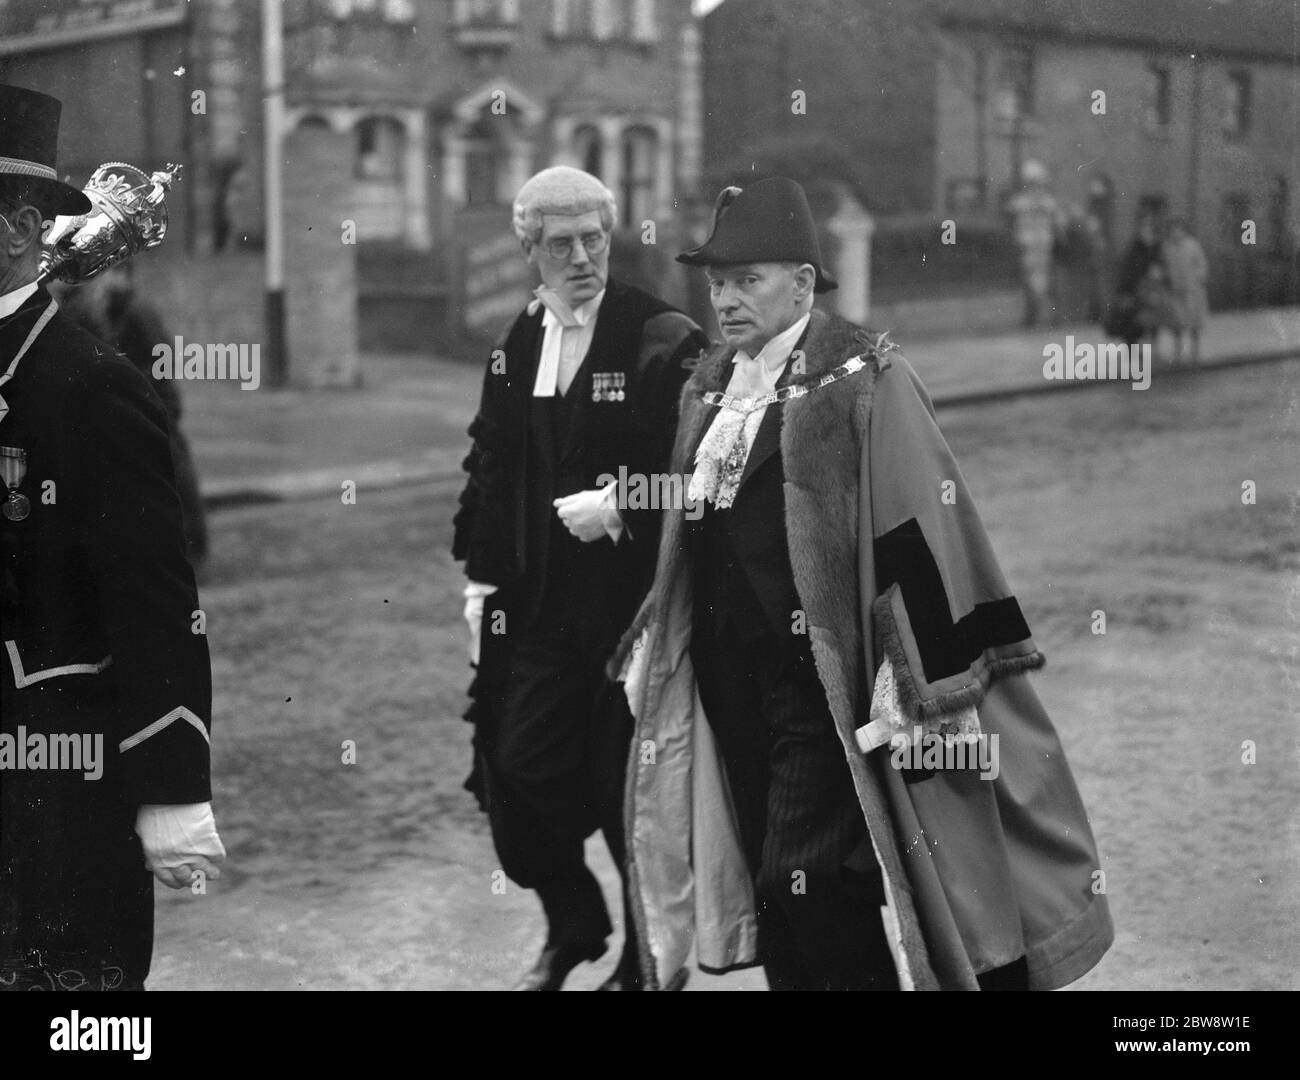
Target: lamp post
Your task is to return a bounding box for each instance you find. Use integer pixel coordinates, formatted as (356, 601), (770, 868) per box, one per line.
(262, 0), (287, 387)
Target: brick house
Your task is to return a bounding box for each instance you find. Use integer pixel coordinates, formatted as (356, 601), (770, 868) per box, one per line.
(934, 0), (1299, 310)
(701, 0), (1299, 327)
(1, 0), (704, 356)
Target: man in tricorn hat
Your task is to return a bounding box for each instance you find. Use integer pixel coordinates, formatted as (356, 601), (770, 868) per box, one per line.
(613, 177), (1113, 990)
(453, 166), (706, 990)
(0, 85), (224, 990)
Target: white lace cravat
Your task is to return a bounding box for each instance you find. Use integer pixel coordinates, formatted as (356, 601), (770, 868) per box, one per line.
(688, 312), (810, 509)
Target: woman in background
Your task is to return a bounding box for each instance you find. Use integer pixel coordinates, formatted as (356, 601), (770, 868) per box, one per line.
(1108, 213), (1164, 347)
(1162, 219), (1210, 364)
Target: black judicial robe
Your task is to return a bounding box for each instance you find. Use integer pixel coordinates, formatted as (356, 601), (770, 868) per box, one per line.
(452, 278), (706, 808)
(0, 286), (212, 988)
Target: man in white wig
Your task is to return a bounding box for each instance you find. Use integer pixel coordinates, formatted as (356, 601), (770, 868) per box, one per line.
(453, 166), (707, 990)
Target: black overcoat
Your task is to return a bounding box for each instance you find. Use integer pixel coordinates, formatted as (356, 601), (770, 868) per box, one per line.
(0, 286), (212, 988)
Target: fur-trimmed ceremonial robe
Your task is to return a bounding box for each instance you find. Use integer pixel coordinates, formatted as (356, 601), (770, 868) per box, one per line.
(614, 307), (1114, 991)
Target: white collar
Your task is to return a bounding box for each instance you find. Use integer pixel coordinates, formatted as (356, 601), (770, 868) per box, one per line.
(529, 288), (606, 329)
(0, 281), (39, 321)
(733, 311), (811, 374)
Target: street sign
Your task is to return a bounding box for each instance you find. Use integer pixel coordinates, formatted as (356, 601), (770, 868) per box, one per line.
(457, 206), (532, 339)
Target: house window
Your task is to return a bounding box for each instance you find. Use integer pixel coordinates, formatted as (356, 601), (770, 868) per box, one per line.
(631, 0), (657, 42)
(1147, 64), (1172, 128)
(1269, 176), (1289, 253)
(620, 126), (658, 227)
(324, 0), (414, 19)
(1221, 192), (1250, 244)
(382, 0), (415, 21)
(946, 178), (986, 216)
(1000, 46), (1034, 119)
(356, 116), (404, 181)
(452, 0), (519, 51)
(553, 0), (651, 41)
(465, 119), (504, 206)
(1137, 193), (1169, 236)
(1223, 70), (1251, 137)
(453, 0), (519, 26)
(573, 124), (603, 179)
(593, 0), (618, 40)
(553, 0), (593, 37)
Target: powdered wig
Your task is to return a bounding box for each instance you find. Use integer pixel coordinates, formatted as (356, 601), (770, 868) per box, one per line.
(512, 166), (617, 248)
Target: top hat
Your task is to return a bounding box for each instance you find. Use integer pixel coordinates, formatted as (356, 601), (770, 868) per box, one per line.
(677, 177), (837, 292)
(0, 85), (91, 216)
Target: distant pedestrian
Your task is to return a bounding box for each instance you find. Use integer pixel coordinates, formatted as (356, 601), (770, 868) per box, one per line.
(62, 263), (209, 569)
(1007, 159), (1061, 328)
(1162, 219), (1209, 364)
(1108, 213), (1163, 347)
(1082, 207), (1113, 323)
(1135, 262), (1178, 357)
(1055, 205), (1105, 324)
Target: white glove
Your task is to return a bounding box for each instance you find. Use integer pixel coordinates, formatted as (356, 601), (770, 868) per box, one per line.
(135, 802), (226, 890)
(463, 580), (497, 665)
(554, 483), (625, 544)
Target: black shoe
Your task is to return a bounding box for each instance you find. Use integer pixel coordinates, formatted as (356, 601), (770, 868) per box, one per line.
(595, 950), (643, 991)
(512, 941), (608, 991)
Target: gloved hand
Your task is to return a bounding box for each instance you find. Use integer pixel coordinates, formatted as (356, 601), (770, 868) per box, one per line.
(554, 486), (623, 543)
(463, 580), (497, 665)
(135, 802), (227, 890)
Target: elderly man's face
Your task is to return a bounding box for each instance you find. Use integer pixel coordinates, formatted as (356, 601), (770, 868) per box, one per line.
(707, 263), (809, 356)
(527, 210), (610, 308)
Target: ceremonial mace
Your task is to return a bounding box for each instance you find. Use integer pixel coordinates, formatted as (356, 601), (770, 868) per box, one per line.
(1, 163), (183, 520)
(37, 161), (182, 285)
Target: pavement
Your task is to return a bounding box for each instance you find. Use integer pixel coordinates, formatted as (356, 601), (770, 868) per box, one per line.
(183, 305), (1300, 508)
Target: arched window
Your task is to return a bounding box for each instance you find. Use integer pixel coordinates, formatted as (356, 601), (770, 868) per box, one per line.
(356, 115), (405, 180)
(593, 0), (619, 40)
(620, 126), (657, 227)
(573, 124), (603, 179)
(465, 117), (504, 205)
(1219, 192), (1249, 244)
(631, 0), (657, 42)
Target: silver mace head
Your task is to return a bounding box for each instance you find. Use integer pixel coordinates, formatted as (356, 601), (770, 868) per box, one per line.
(37, 162), (183, 285)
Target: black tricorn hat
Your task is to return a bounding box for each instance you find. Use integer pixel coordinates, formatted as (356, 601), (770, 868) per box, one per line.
(677, 176), (837, 292)
(0, 85), (91, 216)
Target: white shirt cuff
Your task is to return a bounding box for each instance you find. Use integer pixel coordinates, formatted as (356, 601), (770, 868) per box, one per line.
(599, 480), (626, 544)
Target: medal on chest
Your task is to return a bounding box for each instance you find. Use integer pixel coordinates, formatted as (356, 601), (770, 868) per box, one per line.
(0, 445), (29, 521)
(592, 371), (626, 403)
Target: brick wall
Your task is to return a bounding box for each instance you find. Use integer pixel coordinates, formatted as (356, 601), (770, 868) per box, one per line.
(935, 33), (1300, 307)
